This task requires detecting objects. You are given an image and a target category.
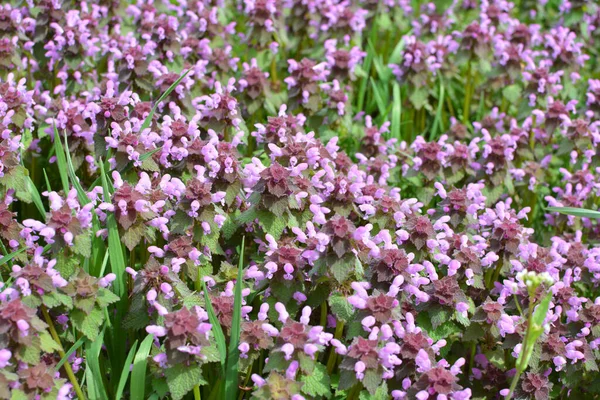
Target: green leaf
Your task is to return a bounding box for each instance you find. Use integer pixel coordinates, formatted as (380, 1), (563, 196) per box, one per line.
(517, 292), (552, 373)
(71, 308), (104, 341)
(409, 87), (429, 110)
(52, 123), (70, 194)
(63, 131), (90, 205)
(56, 336), (86, 370)
(430, 307), (452, 329)
(502, 84), (522, 104)
(546, 206), (600, 219)
(331, 257), (351, 283)
(328, 294), (354, 322)
(370, 77), (387, 119)
(100, 161), (126, 297)
(362, 369), (382, 395)
(17, 343), (40, 364)
(72, 232), (92, 258)
(0, 247), (27, 266)
(140, 69), (191, 132)
(115, 340), (138, 400)
(96, 288), (121, 308)
(202, 279), (227, 372)
(165, 364), (206, 400)
(224, 237), (245, 399)
(39, 331), (61, 353)
(429, 320), (462, 341)
(26, 176), (46, 220)
(131, 334), (153, 400)
(55, 251), (79, 279)
(257, 210), (287, 239)
(301, 363), (331, 398)
(122, 222), (146, 251)
(391, 82), (402, 140)
(85, 328), (108, 400)
(486, 348), (506, 369)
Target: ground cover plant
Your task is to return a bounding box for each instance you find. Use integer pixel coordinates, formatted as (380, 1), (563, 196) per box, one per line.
(2, 0), (600, 399)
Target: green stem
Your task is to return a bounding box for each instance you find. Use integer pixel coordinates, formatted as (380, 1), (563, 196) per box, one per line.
(320, 301), (327, 327)
(326, 321), (345, 374)
(505, 370), (522, 400)
(42, 306), (86, 400)
(506, 298), (535, 400)
(467, 342), (476, 379)
(463, 60), (472, 124)
(347, 383), (362, 400)
(193, 385), (201, 400)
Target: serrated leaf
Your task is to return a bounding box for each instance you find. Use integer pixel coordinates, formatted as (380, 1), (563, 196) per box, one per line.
(362, 369), (382, 395)
(96, 288), (121, 308)
(165, 364), (206, 400)
(122, 222), (146, 251)
(71, 307), (104, 341)
(301, 363), (331, 398)
(328, 294), (354, 322)
(17, 343), (41, 364)
(502, 84), (522, 104)
(73, 232), (92, 258)
(39, 331), (61, 353)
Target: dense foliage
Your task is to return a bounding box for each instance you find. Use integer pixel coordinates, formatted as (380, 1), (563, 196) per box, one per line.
(1, 0), (600, 399)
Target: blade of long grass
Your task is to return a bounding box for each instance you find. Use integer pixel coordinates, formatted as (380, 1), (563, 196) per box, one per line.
(56, 336), (86, 370)
(0, 243), (51, 267)
(100, 159), (128, 384)
(43, 168), (52, 192)
(391, 82), (402, 140)
(224, 237), (246, 398)
(0, 247), (27, 266)
(356, 50), (374, 112)
(26, 175), (46, 219)
(115, 340), (139, 400)
(63, 132), (90, 205)
(388, 34), (410, 65)
(130, 334), (153, 400)
(85, 328), (108, 400)
(202, 278), (227, 372)
(546, 206), (600, 219)
(430, 80), (445, 140)
(370, 77), (388, 121)
(52, 123), (70, 194)
(99, 161), (125, 296)
(140, 69), (191, 132)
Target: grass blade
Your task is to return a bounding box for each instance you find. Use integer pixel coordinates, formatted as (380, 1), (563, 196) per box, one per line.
(546, 206), (600, 219)
(63, 132), (90, 205)
(99, 161), (125, 296)
(356, 49), (374, 112)
(52, 122), (70, 194)
(140, 69), (191, 132)
(85, 328), (108, 400)
(430, 79), (445, 140)
(115, 340), (139, 400)
(56, 336), (86, 370)
(370, 77), (388, 122)
(131, 334), (153, 400)
(0, 247), (27, 266)
(224, 237), (246, 398)
(26, 175), (46, 219)
(202, 278), (227, 372)
(391, 82), (402, 140)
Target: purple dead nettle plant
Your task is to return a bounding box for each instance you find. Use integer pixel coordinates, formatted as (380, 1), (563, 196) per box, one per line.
(2, 0), (600, 399)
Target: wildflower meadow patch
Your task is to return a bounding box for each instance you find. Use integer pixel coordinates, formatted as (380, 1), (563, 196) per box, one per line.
(1, 0), (600, 399)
